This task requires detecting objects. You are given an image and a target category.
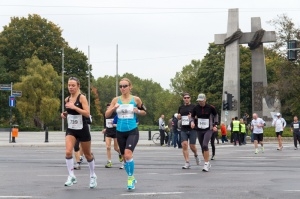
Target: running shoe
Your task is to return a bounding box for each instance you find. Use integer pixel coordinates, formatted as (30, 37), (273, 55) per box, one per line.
(74, 163), (81, 170)
(202, 162), (211, 172)
(89, 175), (97, 189)
(105, 161), (112, 168)
(195, 156), (200, 165)
(79, 156), (84, 164)
(295, 147), (298, 150)
(182, 162), (191, 169)
(127, 176), (136, 190)
(255, 148), (259, 154)
(119, 162), (124, 169)
(119, 154), (123, 162)
(261, 146), (264, 153)
(64, 175), (77, 187)
(211, 155), (215, 160)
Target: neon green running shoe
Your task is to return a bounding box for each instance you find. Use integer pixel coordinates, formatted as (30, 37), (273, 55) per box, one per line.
(127, 176), (137, 190)
(119, 154), (123, 162)
(105, 161), (112, 168)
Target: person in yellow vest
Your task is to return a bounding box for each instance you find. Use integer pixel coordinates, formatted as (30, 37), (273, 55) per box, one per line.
(230, 117), (241, 146)
(240, 119), (247, 145)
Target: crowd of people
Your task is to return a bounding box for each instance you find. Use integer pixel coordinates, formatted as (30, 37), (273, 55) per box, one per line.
(60, 76), (300, 191)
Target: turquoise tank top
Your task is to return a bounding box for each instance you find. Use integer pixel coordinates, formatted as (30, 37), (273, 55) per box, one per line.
(116, 96), (138, 132)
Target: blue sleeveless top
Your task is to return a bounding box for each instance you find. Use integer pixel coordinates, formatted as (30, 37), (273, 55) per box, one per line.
(116, 96), (138, 132)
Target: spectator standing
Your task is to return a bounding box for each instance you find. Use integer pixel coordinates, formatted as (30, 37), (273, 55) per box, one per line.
(231, 117), (241, 146)
(158, 115), (166, 146)
(220, 122), (228, 143)
(167, 116), (173, 146)
(240, 119), (246, 145)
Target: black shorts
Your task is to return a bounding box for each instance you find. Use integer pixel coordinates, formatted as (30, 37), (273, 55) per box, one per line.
(66, 125), (91, 142)
(181, 130), (197, 144)
(106, 129), (117, 139)
(117, 128), (139, 155)
(253, 133), (263, 142)
(276, 131), (283, 137)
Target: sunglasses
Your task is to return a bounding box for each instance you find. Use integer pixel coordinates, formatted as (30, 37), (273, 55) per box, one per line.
(183, 97), (190, 99)
(69, 76), (80, 83)
(119, 85), (129, 89)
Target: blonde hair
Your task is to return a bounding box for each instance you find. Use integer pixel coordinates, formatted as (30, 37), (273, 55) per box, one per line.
(120, 78), (132, 86)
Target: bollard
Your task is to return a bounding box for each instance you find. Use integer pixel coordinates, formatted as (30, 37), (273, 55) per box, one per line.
(45, 127), (49, 143)
(148, 129), (151, 140)
(11, 125), (19, 143)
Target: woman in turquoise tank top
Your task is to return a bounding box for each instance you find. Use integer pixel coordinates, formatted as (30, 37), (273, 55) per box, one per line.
(105, 78), (146, 190)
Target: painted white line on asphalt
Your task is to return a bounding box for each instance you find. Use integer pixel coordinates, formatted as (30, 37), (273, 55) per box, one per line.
(284, 190), (300, 192)
(221, 172), (264, 175)
(121, 192), (183, 196)
(0, 196), (33, 198)
(172, 173), (198, 175)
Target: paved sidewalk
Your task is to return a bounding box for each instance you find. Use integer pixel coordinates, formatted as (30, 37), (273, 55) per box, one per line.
(0, 130), (294, 147)
(0, 130), (157, 147)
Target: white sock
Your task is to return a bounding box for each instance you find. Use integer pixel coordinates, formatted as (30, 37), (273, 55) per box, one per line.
(205, 162), (209, 165)
(66, 158), (74, 177)
(88, 159), (96, 178)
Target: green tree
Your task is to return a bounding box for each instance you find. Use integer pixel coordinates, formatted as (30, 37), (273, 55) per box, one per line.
(14, 56), (61, 128)
(267, 14), (300, 120)
(0, 14), (66, 81)
(0, 14), (94, 127)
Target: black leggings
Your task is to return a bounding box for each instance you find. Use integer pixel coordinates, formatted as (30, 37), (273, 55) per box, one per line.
(210, 131), (216, 156)
(294, 133), (300, 147)
(117, 128), (139, 155)
(197, 129), (213, 152)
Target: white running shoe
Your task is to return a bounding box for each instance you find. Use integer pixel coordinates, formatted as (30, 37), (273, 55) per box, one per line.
(64, 175), (77, 187)
(202, 162), (211, 172)
(119, 162), (124, 169)
(261, 147), (264, 153)
(182, 162), (191, 169)
(255, 148), (259, 154)
(89, 175), (97, 189)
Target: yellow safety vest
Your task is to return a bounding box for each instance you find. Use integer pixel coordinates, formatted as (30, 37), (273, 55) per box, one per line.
(232, 120), (240, 132)
(240, 123), (246, 133)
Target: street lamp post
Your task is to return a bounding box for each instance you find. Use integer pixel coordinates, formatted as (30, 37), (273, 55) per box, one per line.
(61, 48), (65, 132)
(88, 46), (90, 111)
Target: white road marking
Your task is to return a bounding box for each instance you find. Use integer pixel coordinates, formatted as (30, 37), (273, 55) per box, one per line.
(172, 173), (198, 175)
(0, 196), (33, 198)
(121, 192), (183, 196)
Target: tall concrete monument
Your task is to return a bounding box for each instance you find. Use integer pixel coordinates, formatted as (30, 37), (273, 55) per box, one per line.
(214, 8), (276, 125)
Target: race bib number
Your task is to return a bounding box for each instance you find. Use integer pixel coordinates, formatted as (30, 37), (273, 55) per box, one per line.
(181, 116), (189, 125)
(106, 118), (114, 128)
(293, 123), (299, 129)
(117, 104), (134, 119)
(67, 114), (83, 130)
(197, 118), (209, 129)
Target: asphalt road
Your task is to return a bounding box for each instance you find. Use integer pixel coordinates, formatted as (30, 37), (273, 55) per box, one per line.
(0, 142), (300, 199)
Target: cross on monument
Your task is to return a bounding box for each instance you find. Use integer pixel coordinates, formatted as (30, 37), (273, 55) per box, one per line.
(214, 8), (276, 124)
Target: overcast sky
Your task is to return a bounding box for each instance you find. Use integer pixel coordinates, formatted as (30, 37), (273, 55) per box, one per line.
(0, 0), (299, 89)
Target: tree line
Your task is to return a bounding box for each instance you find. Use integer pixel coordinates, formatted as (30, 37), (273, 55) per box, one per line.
(0, 14), (299, 130)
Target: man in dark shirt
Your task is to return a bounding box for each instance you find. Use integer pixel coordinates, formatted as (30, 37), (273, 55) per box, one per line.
(178, 93), (200, 169)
